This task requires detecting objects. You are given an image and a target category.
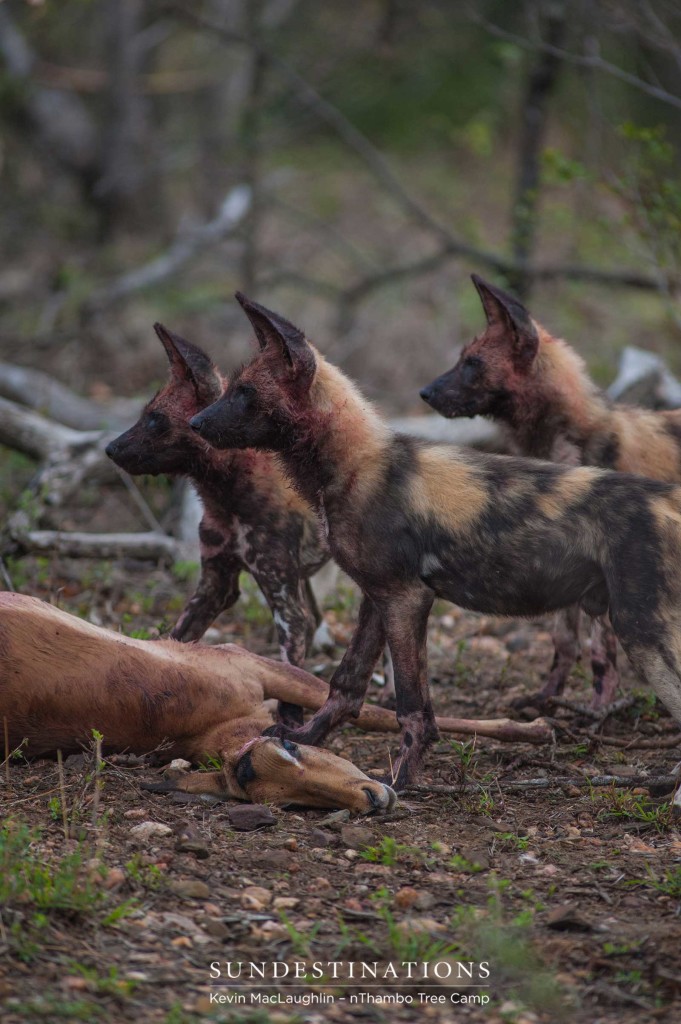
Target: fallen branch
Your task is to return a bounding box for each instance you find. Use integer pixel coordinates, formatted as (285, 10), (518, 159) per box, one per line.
(16, 530), (180, 563)
(0, 396), (107, 462)
(406, 773), (679, 796)
(0, 362), (140, 430)
(85, 184), (252, 311)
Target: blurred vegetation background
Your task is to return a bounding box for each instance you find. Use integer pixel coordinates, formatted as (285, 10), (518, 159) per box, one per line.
(1, 0), (680, 411)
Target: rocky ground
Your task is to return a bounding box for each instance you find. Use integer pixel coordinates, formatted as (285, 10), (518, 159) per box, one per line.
(1, 534), (681, 1024)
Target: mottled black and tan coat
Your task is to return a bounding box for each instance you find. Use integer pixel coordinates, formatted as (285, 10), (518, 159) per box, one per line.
(421, 275), (681, 708)
(189, 295), (681, 788)
(105, 324), (329, 726)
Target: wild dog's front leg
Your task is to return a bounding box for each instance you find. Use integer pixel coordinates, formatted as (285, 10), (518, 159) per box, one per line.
(374, 588), (437, 790)
(170, 555), (241, 642)
(256, 571), (317, 728)
(264, 595), (385, 745)
(590, 615), (619, 709)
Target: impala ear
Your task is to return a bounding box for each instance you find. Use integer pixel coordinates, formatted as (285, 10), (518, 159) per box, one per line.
(470, 275), (539, 369)
(235, 293), (315, 383)
(153, 323), (222, 403)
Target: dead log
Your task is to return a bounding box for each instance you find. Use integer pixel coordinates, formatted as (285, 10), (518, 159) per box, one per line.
(0, 362), (140, 430)
(607, 346), (681, 409)
(17, 530), (180, 563)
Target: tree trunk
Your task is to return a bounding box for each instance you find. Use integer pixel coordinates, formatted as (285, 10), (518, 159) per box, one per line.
(507, 0), (567, 300)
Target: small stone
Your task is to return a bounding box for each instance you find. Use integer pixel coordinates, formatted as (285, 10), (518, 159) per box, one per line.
(344, 850), (358, 861)
(314, 877), (332, 891)
(170, 879), (211, 900)
(124, 808), (147, 819)
(259, 850), (294, 872)
(318, 809), (350, 829)
(250, 920), (289, 941)
(308, 828), (333, 848)
(104, 868), (126, 890)
(394, 887), (420, 910)
(273, 897), (299, 910)
(175, 826), (210, 859)
(171, 936), (193, 948)
(63, 977), (89, 992)
(340, 825), (375, 850)
(283, 837), (298, 851)
(506, 632), (531, 653)
(200, 918), (229, 939)
(168, 759), (191, 771)
(396, 917), (445, 936)
(240, 886), (272, 911)
(415, 891), (436, 911)
(344, 898), (363, 912)
(564, 785), (582, 798)
(545, 904), (592, 932)
(458, 846), (490, 872)
(227, 804), (277, 831)
(130, 821), (172, 840)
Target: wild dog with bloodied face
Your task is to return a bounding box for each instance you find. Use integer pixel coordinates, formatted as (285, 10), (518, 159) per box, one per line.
(188, 294), (681, 789)
(420, 275), (681, 709)
(105, 324), (330, 727)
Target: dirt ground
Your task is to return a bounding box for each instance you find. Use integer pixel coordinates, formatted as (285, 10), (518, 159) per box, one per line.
(1, 478), (681, 1024)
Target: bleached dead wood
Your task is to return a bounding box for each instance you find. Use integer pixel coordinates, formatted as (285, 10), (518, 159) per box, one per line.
(85, 185), (252, 311)
(0, 362), (140, 430)
(390, 413), (507, 451)
(19, 530), (180, 563)
(607, 345), (681, 409)
(0, 396), (108, 462)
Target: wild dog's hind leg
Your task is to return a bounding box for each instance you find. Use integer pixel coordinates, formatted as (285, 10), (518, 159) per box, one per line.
(512, 605), (580, 709)
(590, 616), (619, 709)
(264, 595), (386, 745)
(170, 556), (241, 641)
(545, 605), (581, 698)
(373, 587), (438, 791)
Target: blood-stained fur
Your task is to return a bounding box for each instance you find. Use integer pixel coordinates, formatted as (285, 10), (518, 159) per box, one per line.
(189, 294), (681, 789)
(105, 323), (330, 726)
(421, 274), (681, 708)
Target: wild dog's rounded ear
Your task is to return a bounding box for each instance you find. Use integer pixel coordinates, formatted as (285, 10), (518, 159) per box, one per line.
(235, 293), (315, 383)
(153, 323), (222, 403)
(470, 275), (538, 370)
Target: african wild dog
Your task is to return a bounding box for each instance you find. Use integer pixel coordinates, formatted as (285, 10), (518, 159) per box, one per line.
(420, 276), (681, 710)
(105, 323), (330, 727)
(189, 294), (681, 789)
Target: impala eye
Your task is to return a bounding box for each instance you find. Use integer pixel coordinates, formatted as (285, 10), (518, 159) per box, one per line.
(282, 739), (300, 758)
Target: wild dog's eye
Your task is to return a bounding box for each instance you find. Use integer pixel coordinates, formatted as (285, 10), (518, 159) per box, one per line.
(460, 357), (483, 386)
